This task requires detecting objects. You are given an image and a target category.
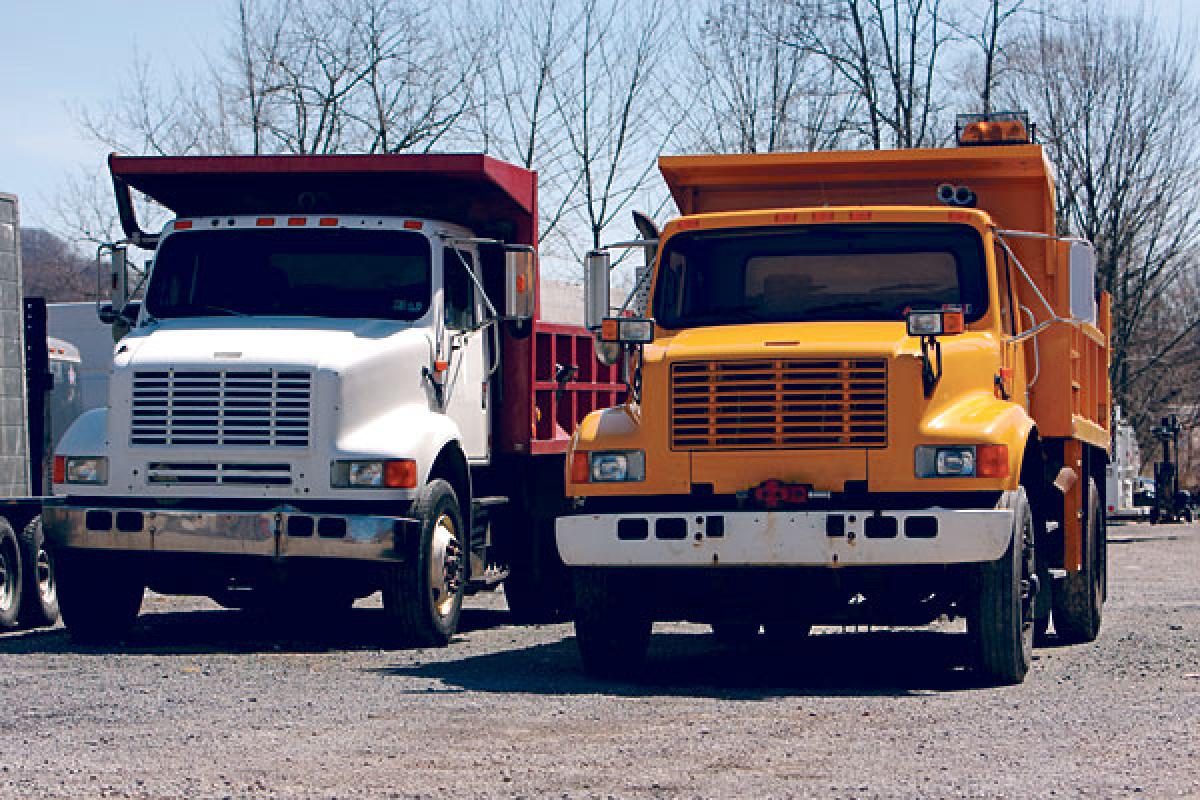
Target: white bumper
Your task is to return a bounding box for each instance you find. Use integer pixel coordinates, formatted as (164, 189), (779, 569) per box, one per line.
(556, 508), (1013, 567)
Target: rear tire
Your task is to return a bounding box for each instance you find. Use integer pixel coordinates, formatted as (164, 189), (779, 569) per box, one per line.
(573, 568), (651, 679)
(382, 479), (467, 647)
(56, 550), (144, 644)
(1053, 477), (1104, 643)
(969, 486), (1035, 685)
(0, 519), (22, 630)
(17, 517), (59, 629)
(763, 620), (813, 651)
(503, 520), (573, 623)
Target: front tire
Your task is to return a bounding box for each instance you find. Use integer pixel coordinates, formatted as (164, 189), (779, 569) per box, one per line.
(383, 479), (467, 647)
(56, 550), (144, 644)
(17, 517), (59, 629)
(573, 568), (651, 679)
(1053, 477), (1104, 643)
(969, 486), (1035, 685)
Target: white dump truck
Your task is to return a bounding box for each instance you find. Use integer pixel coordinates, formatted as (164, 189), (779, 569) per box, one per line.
(44, 154), (621, 644)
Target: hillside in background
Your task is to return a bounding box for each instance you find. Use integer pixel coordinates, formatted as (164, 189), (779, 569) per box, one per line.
(20, 228), (93, 302)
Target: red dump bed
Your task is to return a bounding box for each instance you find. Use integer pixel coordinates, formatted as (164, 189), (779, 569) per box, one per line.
(109, 152), (619, 456)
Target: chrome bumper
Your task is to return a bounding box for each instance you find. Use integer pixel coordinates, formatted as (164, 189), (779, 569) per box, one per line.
(42, 503), (417, 562)
(556, 507), (1014, 567)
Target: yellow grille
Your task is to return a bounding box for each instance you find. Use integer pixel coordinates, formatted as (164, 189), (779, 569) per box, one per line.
(671, 358), (888, 450)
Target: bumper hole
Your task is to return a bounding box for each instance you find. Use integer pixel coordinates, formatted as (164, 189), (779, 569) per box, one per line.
(905, 516), (938, 538)
(617, 518), (648, 540)
(85, 510), (113, 532)
(317, 517), (347, 538)
(288, 516), (314, 537)
(655, 518), (687, 540)
(864, 515), (898, 539)
(705, 515), (725, 538)
(115, 511), (144, 533)
(826, 515), (845, 537)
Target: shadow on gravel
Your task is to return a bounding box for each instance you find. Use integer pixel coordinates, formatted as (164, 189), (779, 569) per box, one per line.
(0, 606), (514, 656)
(372, 629), (991, 699)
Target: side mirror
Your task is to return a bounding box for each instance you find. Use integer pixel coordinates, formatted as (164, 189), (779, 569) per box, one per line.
(584, 250), (611, 332)
(504, 248), (536, 321)
(906, 306), (964, 337)
(1068, 241), (1097, 324)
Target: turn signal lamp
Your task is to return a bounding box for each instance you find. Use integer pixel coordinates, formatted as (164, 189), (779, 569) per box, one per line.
(956, 112), (1032, 146)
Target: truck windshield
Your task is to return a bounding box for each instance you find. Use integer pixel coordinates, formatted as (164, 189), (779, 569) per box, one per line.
(144, 228), (431, 320)
(652, 224), (987, 329)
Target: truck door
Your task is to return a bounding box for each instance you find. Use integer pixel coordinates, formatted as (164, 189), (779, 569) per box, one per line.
(441, 245), (489, 461)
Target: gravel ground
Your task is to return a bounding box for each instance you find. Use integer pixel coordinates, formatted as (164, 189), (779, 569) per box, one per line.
(1, 521), (1197, 799)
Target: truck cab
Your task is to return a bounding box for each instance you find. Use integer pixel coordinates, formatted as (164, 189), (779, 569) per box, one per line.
(45, 153), (618, 645)
(559, 114), (1112, 684)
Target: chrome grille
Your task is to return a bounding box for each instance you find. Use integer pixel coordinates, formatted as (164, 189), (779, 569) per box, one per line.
(671, 358), (888, 450)
(146, 462), (293, 486)
(131, 369), (312, 447)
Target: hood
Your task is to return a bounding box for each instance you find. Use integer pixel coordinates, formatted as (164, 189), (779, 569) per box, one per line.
(650, 321), (920, 362)
(114, 317), (433, 372)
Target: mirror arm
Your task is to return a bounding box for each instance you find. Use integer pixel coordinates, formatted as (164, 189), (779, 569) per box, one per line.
(921, 335), (943, 397)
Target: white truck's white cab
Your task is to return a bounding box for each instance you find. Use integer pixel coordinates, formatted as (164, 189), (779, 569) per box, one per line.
(42, 153), (587, 647)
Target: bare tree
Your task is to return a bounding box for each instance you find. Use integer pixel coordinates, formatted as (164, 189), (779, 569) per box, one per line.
(794, 0), (955, 149)
(471, 0), (581, 244)
(554, 0), (677, 255)
(1004, 6), (1200, 434)
(684, 0), (854, 154)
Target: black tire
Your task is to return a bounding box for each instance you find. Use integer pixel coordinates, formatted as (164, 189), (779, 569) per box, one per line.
(17, 517), (60, 629)
(572, 568), (651, 679)
(969, 486), (1035, 685)
(710, 622), (760, 647)
(0, 518), (22, 630)
(503, 520), (573, 623)
(56, 550), (144, 644)
(382, 479), (467, 647)
(1053, 477), (1104, 644)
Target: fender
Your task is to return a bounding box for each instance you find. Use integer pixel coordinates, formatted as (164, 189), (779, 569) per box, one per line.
(336, 404), (465, 489)
(55, 408), (109, 458)
(920, 391), (1036, 490)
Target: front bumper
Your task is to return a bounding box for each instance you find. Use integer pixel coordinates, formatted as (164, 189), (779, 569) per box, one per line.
(556, 507), (1013, 567)
(43, 502), (418, 562)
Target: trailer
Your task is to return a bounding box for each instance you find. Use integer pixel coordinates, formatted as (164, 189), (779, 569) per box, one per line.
(0, 193), (66, 631)
(560, 113), (1112, 684)
(44, 154), (621, 644)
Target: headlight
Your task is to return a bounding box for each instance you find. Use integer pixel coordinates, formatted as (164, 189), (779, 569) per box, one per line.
(588, 451), (646, 483)
(330, 459), (417, 489)
(62, 456), (108, 485)
(915, 445), (1008, 478)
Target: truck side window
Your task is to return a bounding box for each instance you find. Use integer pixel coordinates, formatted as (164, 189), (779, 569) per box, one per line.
(443, 248), (477, 331)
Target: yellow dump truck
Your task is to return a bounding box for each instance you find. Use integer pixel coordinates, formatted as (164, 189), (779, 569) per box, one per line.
(558, 113), (1111, 684)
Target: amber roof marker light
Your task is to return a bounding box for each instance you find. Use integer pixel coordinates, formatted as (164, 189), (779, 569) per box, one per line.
(956, 111), (1033, 147)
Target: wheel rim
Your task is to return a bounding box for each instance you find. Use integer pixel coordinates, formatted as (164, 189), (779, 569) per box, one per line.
(0, 543), (15, 616)
(36, 547), (55, 607)
(428, 513), (464, 619)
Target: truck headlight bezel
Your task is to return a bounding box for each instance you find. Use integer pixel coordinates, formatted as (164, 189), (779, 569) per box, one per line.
(915, 444), (1008, 479)
(587, 450), (646, 483)
(330, 459), (417, 489)
(61, 456), (108, 485)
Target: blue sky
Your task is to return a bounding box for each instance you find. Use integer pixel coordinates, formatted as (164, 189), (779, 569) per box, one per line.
(0, 2), (226, 229)
(1, 0), (1196, 233)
